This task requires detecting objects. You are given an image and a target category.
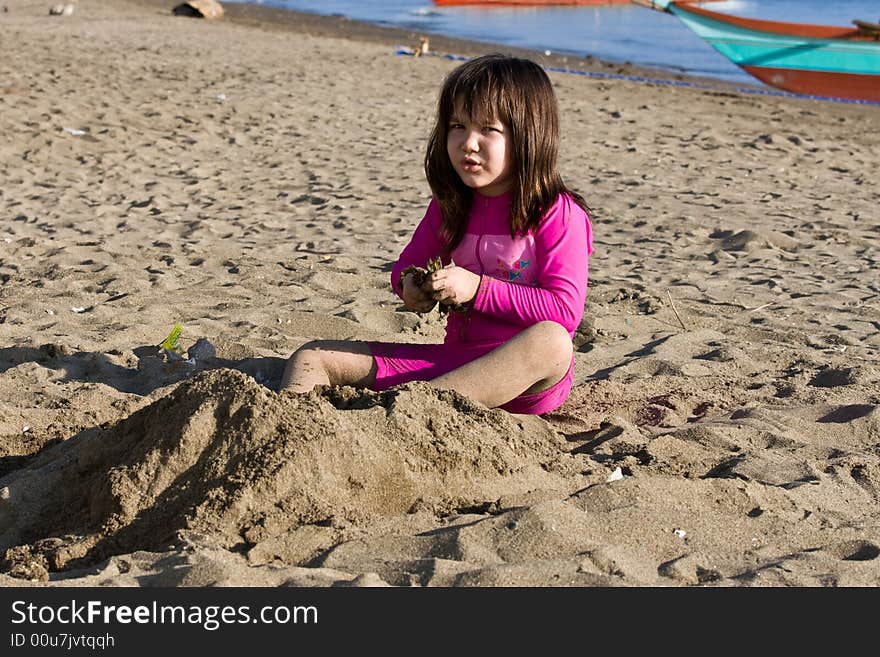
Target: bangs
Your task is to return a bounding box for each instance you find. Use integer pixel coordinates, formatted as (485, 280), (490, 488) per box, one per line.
(444, 73), (508, 126)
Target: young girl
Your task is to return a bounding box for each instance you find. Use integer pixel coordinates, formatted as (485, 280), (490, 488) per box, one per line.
(280, 54), (594, 415)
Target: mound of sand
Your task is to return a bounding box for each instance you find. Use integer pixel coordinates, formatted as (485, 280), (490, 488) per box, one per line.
(0, 369), (571, 580)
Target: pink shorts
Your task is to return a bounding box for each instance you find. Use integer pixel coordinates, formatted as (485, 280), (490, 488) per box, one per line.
(368, 341), (573, 415)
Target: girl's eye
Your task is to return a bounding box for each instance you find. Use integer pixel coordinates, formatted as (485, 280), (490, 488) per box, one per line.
(449, 123), (464, 130)
(483, 126), (502, 133)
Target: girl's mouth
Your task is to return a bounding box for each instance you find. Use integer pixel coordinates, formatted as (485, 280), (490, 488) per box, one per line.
(462, 157), (482, 172)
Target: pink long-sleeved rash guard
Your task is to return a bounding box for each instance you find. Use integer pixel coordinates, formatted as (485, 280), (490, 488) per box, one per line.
(391, 190), (593, 347)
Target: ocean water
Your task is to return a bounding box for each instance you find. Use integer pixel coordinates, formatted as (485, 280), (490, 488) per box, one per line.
(236, 1), (879, 85)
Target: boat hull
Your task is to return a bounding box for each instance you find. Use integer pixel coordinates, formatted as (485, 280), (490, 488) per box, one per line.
(660, 1), (880, 101)
(742, 65), (880, 101)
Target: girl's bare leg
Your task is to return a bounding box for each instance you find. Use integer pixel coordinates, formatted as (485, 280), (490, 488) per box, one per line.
(280, 322), (572, 408)
(431, 321), (573, 408)
(280, 340), (376, 392)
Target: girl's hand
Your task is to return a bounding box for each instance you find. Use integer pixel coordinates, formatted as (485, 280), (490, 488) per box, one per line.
(426, 265), (480, 307)
(401, 272), (437, 313)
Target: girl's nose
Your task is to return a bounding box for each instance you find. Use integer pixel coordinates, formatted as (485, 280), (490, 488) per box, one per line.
(463, 130), (480, 152)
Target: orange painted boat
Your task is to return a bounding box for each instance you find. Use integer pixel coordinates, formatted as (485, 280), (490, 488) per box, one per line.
(433, 1), (632, 6)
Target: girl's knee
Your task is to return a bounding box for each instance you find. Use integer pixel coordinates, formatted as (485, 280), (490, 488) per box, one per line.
(526, 321), (573, 365)
(535, 320), (573, 350)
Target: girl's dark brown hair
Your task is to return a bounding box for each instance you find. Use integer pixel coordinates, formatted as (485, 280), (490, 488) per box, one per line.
(425, 53), (590, 250)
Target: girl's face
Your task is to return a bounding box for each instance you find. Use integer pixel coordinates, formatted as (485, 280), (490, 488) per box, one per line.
(446, 108), (513, 198)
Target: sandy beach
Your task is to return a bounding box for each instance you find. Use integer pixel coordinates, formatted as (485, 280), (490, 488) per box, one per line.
(1, 0), (878, 587)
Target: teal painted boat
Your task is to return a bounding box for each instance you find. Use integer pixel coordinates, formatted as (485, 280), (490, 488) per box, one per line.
(635, 1), (880, 102)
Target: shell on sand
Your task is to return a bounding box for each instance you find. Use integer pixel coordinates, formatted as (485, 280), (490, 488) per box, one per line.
(172, 0), (224, 20)
(49, 4), (75, 16)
